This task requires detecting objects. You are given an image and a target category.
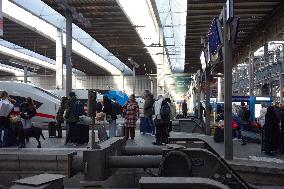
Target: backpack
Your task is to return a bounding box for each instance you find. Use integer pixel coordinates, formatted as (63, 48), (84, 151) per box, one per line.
(241, 107), (250, 122)
(160, 100), (171, 119)
(74, 101), (85, 117)
(111, 101), (122, 115)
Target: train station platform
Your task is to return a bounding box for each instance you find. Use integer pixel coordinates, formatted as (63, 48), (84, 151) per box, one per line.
(1, 128), (284, 188)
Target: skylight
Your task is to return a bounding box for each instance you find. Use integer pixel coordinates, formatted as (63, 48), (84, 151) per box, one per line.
(7, 0), (129, 75)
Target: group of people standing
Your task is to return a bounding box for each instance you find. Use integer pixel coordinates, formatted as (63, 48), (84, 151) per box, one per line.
(261, 103), (284, 156)
(0, 91), (37, 148)
(139, 90), (175, 145)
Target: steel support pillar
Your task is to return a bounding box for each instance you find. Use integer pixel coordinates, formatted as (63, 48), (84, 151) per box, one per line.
(122, 74), (125, 91)
(217, 77), (222, 101)
(223, 5), (233, 160)
(249, 52), (254, 96)
(264, 43), (271, 96)
(205, 68), (211, 135)
(132, 66), (136, 95)
(56, 28), (63, 90)
(150, 79), (153, 94)
(23, 66), (27, 83)
(65, 11), (72, 97)
(197, 73), (201, 119)
(280, 44), (284, 103)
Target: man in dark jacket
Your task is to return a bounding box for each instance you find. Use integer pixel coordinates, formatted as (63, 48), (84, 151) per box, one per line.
(182, 100), (188, 118)
(103, 96), (117, 138)
(143, 90), (155, 135)
(64, 92), (79, 144)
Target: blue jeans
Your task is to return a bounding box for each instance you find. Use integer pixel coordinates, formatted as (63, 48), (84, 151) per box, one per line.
(108, 119), (116, 138)
(145, 116), (154, 134)
(0, 126), (8, 147)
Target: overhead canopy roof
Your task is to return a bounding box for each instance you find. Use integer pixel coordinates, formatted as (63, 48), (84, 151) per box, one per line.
(43, 0), (157, 75)
(185, 0), (284, 73)
(2, 17), (109, 75)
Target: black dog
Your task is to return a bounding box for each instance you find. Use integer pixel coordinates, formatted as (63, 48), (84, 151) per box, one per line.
(19, 126), (45, 148)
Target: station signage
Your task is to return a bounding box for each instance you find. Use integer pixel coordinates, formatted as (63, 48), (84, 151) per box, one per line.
(175, 76), (192, 94)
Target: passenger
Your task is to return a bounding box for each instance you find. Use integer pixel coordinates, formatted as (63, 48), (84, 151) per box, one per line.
(280, 103), (284, 154)
(263, 106), (280, 156)
(182, 99), (188, 118)
(143, 90), (155, 135)
(124, 94), (139, 140)
(19, 97), (37, 148)
(0, 91), (16, 147)
(199, 102), (205, 120)
(165, 98), (174, 135)
(103, 95), (117, 138)
(138, 97), (145, 134)
(237, 102), (249, 145)
(153, 95), (171, 145)
(55, 96), (68, 138)
(258, 103), (267, 128)
(96, 101), (103, 113)
(64, 92), (79, 145)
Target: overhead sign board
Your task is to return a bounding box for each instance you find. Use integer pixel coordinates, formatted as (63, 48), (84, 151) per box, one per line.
(175, 76), (192, 94)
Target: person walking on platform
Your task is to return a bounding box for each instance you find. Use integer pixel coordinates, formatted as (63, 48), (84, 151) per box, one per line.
(64, 92), (79, 145)
(153, 95), (171, 145)
(143, 90), (155, 135)
(237, 102), (250, 145)
(0, 91), (15, 147)
(263, 106), (280, 156)
(19, 97), (37, 148)
(125, 94), (139, 140)
(103, 95), (117, 138)
(182, 99), (188, 118)
(56, 97), (68, 138)
(280, 103), (284, 154)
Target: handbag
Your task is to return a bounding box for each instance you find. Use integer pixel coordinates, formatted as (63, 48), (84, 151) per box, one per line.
(106, 115), (112, 122)
(0, 99), (14, 117)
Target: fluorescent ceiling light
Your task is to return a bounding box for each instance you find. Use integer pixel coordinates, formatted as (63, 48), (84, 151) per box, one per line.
(0, 43), (55, 70)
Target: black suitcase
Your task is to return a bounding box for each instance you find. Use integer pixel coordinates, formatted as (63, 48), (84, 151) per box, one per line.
(214, 127), (224, 143)
(48, 121), (57, 138)
(8, 124), (18, 146)
(77, 124), (89, 144)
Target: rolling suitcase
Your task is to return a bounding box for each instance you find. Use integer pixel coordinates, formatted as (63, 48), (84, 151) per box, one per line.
(116, 124), (125, 137)
(98, 124), (108, 142)
(76, 124), (89, 144)
(8, 124), (18, 146)
(214, 127), (224, 143)
(48, 121), (57, 138)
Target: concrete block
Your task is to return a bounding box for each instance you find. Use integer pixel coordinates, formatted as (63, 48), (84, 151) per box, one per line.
(0, 161), (19, 171)
(19, 155), (57, 161)
(20, 161), (57, 171)
(0, 154), (19, 160)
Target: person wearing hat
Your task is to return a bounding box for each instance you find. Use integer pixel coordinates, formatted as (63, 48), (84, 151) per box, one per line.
(64, 92), (79, 145)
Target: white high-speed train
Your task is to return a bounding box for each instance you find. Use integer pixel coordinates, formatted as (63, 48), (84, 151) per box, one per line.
(0, 81), (61, 127)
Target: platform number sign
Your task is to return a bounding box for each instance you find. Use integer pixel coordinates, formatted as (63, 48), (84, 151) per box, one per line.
(0, 0), (2, 37)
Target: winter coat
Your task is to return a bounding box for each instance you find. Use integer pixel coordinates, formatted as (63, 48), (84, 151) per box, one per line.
(153, 98), (163, 120)
(20, 102), (37, 120)
(64, 96), (79, 123)
(258, 107), (267, 127)
(56, 101), (67, 123)
(144, 96), (155, 117)
(103, 99), (117, 120)
(125, 101), (139, 127)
